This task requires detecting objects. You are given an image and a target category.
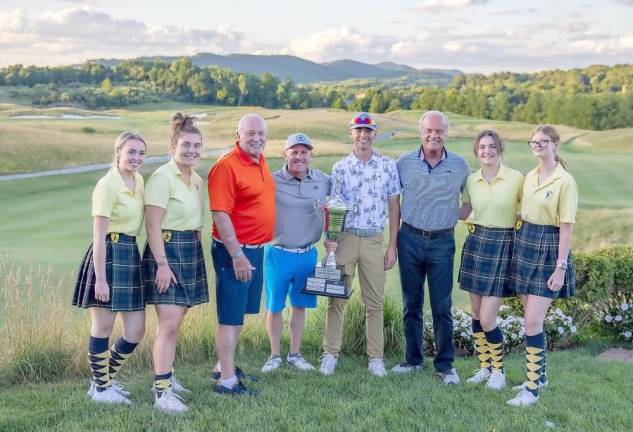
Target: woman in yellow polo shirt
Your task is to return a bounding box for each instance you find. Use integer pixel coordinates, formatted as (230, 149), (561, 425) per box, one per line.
(458, 129), (524, 391)
(142, 113), (209, 415)
(72, 131), (147, 405)
(506, 125), (578, 407)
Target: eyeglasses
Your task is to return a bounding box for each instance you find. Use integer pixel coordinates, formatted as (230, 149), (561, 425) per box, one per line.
(527, 139), (555, 148)
(352, 114), (376, 126)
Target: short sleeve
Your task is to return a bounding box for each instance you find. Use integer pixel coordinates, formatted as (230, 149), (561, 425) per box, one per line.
(461, 179), (471, 204)
(331, 162), (344, 197)
(209, 161), (236, 213)
(387, 159), (401, 196)
(92, 177), (116, 218)
(516, 172), (525, 208)
(145, 171), (172, 209)
(558, 176), (578, 224)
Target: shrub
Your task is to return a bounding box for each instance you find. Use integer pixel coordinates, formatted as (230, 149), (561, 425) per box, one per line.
(81, 126), (96, 134)
(599, 294), (633, 342)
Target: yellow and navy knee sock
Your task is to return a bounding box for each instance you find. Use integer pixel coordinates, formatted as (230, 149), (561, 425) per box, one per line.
(109, 337), (138, 382)
(88, 336), (111, 392)
(154, 372), (172, 397)
(484, 327), (504, 372)
(525, 332), (545, 397)
(541, 336), (548, 385)
(472, 319), (490, 371)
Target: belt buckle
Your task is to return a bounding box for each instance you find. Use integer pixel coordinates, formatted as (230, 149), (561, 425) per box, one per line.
(110, 233), (119, 243)
(467, 224), (475, 234)
(421, 229), (431, 239)
(162, 230), (172, 242)
(515, 220), (523, 230)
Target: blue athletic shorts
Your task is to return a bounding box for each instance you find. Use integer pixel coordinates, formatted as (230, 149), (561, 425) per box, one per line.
(212, 239), (264, 326)
(264, 245), (318, 313)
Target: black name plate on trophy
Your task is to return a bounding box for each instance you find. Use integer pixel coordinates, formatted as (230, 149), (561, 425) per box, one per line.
(303, 265), (351, 298)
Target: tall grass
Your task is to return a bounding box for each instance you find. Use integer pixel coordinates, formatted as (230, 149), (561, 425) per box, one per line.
(0, 257), (406, 384)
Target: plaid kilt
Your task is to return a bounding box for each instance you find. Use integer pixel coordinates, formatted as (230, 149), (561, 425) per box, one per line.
(143, 230), (209, 307)
(458, 225), (515, 297)
(72, 233), (144, 311)
(509, 221), (575, 298)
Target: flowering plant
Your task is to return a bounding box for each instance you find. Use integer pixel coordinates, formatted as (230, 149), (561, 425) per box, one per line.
(422, 305), (577, 356)
(543, 307), (577, 349)
(600, 295), (633, 342)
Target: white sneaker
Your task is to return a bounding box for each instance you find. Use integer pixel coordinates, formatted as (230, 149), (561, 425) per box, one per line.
(170, 375), (190, 394)
(512, 378), (548, 391)
(88, 380), (130, 397)
(466, 368), (490, 384)
(437, 368), (461, 385)
(110, 380), (131, 397)
(486, 370), (506, 390)
(506, 389), (539, 407)
(90, 386), (132, 405)
(319, 353), (338, 376)
(390, 363), (423, 374)
(287, 353), (315, 371)
(154, 388), (188, 415)
(368, 358), (387, 377)
(261, 355), (283, 373)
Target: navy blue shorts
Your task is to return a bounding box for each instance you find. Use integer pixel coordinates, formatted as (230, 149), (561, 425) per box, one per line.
(212, 239), (264, 325)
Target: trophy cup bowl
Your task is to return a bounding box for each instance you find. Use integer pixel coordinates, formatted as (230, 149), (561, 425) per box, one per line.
(302, 196), (352, 298)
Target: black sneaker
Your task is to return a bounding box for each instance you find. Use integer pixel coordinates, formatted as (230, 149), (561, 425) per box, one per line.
(211, 366), (259, 382)
(213, 380), (259, 397)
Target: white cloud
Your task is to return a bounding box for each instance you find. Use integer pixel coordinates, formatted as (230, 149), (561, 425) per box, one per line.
(0, 7), (250, 65)
(284, 26), (396, 62)
(414, 0), (490, 11)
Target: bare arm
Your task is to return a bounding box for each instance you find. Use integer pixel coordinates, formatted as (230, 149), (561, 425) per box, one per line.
(384, 195), (400, 270)
(212, 211), (254, 282)
(145, 205), (177, 293)
(459, 203), (472, 220)
(547, 222), (574, 291)
(92, 216), (110, 302)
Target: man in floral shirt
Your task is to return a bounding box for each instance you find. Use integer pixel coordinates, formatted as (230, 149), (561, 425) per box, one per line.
(320, 112), (401, 377)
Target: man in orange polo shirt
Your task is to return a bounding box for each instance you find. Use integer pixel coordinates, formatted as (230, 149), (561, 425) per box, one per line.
(208, 113), (275, 396)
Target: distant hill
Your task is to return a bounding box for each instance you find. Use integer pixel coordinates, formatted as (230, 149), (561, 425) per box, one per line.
(92, 53), (462, 86)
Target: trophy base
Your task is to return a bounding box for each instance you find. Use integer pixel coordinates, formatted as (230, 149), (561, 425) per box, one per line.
(302, 265), (352, 299)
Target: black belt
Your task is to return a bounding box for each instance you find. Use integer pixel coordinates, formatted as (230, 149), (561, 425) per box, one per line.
(401, 222), (454, 239)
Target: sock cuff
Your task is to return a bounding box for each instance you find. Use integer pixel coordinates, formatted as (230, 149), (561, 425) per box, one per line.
(485, 326), (503, 344)
(155, 372), (173, 381)
(526, 332), (545, 348)
(88, 336), (109, 354)
(472, 319), (483, 334)
(113, 337), (138, 355)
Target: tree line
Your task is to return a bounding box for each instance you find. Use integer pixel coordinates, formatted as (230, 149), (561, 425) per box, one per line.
(2, 59), (632, 130)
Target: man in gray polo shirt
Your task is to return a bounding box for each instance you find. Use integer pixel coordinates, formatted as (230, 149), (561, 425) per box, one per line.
(261, 132), (331, 373)
(392, 110), (470, 385)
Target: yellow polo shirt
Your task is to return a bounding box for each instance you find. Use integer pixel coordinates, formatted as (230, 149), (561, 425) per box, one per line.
(92, 169), (145, 236)
(521, 164), (578, 226)
(462, 164), (524, 228)
(145, 158), (204, 231)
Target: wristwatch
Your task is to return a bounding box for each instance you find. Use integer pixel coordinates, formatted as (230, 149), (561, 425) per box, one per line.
(556, 261), (568, 270)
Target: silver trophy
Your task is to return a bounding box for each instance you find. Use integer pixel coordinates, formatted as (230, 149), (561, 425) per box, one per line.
(318, 195), (350, 268)
(302, 195), (352, 298)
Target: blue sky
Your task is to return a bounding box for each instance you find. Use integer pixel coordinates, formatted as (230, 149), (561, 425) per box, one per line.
(1, 0), (632, 72)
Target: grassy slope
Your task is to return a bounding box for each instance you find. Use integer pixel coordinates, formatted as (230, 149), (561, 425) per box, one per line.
(0, 345), (632, 432)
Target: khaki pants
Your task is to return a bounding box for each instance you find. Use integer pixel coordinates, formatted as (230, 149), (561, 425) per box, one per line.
(322, 232), (385, 358)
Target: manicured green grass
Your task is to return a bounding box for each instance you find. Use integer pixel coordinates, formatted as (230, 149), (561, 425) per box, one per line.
(1, 344), (631, 432)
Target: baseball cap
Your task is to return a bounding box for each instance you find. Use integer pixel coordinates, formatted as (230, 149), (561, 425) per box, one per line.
(284, 132), (313, 151)
(349, 112), (377, 130)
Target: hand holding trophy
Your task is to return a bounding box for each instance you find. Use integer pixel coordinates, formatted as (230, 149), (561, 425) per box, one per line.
(302, 195), (353, 298)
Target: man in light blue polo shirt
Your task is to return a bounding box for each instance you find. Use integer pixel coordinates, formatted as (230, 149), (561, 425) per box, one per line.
(261, 133), (331, 373)
(392, 110), (470, 385)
